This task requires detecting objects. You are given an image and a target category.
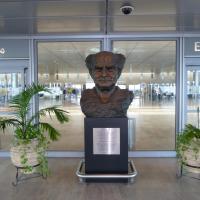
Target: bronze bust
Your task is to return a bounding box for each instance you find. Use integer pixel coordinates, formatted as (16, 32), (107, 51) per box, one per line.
(80, 51), (133, 118)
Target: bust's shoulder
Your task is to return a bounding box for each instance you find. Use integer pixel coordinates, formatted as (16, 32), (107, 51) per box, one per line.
(81, 88), (96, 96)
(81, 88), (97, 102)
(82, 88), (94, 93)
(115, 87), (134, 99)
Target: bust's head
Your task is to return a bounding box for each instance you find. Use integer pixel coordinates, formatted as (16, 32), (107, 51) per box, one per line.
(85, 51), (126, 90)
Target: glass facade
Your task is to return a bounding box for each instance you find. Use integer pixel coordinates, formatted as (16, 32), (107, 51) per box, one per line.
(187, 68), (200, 128)
(38, 41), (101, 150)
(113, 41), (176, 150)
(0, 72), (23, 150)
(36, 40), (177, 151)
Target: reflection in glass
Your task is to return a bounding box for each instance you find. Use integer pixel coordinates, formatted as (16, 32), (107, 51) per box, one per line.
(38, 41), (101, 151)
(113, 41), (176, 150)
(0, 72), (23, 150)
(37, 40), (176, 151)
(187, 69), (200, 128)
(0, 73), (22, 113)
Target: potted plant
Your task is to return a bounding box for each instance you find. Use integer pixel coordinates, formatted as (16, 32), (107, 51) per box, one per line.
(0, 84), (69, 177)
(177, 124), (200, 171)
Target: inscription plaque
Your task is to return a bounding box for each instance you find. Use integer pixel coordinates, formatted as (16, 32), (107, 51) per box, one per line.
(93, 128), (120, 155)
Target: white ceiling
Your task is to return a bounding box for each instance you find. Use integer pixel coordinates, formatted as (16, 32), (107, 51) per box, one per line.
(38, 40), (176, 84)
(0, 0), (200, 35)
(38, 41), (101, 74)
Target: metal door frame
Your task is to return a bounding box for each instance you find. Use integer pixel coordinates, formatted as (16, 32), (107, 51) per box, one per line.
(32, 37), (179, 157)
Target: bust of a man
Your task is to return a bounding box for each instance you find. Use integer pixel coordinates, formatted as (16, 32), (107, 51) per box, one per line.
(80, 51), (133, 118)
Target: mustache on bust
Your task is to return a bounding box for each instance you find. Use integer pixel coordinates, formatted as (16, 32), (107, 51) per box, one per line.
(96, 77), (116, 81)
(96, 84), (116, 92)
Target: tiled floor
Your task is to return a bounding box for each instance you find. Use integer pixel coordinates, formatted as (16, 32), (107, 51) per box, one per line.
(0, 158), (199, 200)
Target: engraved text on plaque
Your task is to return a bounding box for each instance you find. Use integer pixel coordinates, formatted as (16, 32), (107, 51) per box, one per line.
(93, 128), (120, 155)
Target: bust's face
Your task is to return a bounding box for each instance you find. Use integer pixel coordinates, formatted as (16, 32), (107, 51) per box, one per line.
(91, 52), (119, 89)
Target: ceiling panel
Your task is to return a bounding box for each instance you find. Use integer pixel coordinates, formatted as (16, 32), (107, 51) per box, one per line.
(36, 1), (105, 17)
(110, 15), (177, 32)
(0, 0), (200, 35)
(0, 0), (106, 35)
(37, 17), (103, 33)
(0, 1), (32, 18)
(0, 18), (33, 34)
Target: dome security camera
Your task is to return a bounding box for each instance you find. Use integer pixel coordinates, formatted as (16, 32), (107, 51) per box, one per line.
(120, 3), (134, 15)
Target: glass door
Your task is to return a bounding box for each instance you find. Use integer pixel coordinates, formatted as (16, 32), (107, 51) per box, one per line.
(0, 68), (27, 150)
(0, 72), (23, 114)
(113, 40), (176, 150)
(186, 67), (200, 128)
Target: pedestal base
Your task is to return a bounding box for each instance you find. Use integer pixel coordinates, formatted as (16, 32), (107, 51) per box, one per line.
(76, 159), (137, 183)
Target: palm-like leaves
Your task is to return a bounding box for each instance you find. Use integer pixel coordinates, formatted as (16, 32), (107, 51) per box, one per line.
(10, 84), (50, 120)
(0, 83), (69, 141)
(39, 122), (61, 141)
(0, 117), (21, 132)
(34, 106), (69, 124)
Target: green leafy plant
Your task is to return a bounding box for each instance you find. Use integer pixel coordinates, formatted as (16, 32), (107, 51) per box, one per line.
(0, 84), (69, 176)
(176, 124), (200, 165)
